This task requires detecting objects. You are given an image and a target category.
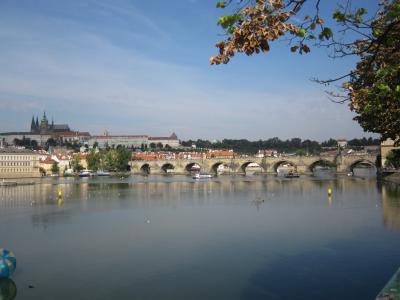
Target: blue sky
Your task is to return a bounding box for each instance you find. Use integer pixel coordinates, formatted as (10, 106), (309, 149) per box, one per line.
(0, 0), (378, 140)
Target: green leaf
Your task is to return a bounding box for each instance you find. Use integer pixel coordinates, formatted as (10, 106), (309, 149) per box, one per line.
(333, 10), (346, 22)
(216, 1), (226, 8)
(297, 28), (306, 37)
(217, 14), (242, 29)
(318, 27), (333, 40)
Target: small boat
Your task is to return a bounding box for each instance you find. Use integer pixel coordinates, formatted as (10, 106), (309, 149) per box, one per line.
(79, 170), (92, 177)
(193, 173), (213, 179)
(96, 170), (111, 176)
(284, 171), (300, 178)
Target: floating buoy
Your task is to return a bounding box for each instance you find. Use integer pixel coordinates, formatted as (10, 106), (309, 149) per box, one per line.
(0, 278), (17, 300)
(0, 249), (16, 278)
(58, 190), (62, 197)
(327, 188), (333, 196)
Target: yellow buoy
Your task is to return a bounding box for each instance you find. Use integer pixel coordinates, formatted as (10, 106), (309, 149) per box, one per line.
(58, 190), (62, 197)
(327, 188), (332, 196)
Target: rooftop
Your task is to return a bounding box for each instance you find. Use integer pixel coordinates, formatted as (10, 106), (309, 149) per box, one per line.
(0, 148), (40, 154)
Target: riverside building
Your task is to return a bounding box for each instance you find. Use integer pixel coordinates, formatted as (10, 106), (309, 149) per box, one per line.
(0, 148), (41, 179)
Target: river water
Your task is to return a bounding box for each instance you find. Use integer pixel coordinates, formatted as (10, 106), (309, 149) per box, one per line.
(1, 172), (400, 300)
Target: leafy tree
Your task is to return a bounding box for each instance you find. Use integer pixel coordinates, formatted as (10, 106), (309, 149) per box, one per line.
(157, 142), (164, 149)
(13, 137), (39, 149)
(296, 149), (307, 156)
(149, 142), (156, 150)
(212, 0), (400, 143)
(46, 138), (58, 148)
(321, 138), (337, 148)
(71, 154), (84, 172)
(385, 149), (400, 168)
(101, 147), (131, 171)
(51, 161), (59, 174)
(115, 147), (131, 171)
(86, 150), (101, 171)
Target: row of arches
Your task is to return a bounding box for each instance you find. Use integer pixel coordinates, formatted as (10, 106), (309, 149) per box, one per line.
(138, 159), (376, 175)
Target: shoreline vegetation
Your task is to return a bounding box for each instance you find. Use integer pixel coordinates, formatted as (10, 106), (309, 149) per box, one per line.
(383, 173), (400, 185)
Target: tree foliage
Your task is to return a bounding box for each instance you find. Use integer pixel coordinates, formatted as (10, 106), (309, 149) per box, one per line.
(51, 161), (59, 174)
(385, 149), (400, 168)
(13, 137), (38, 150)
(85, 147), (131, 172)
(211, 0), (400, 143)
(71, 154), (84, 172)
(181, 137), (379, 154)
(86, 150), (101, 171)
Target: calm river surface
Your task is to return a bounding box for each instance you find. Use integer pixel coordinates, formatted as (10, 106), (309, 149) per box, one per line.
(1, 173), (400, 300)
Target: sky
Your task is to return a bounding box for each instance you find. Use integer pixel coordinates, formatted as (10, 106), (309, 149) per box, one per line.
(0, 0), (379, 141)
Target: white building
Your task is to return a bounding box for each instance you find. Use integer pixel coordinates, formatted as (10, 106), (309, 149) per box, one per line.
(87, 135), (149, 149)
(337, 139), (348, 149)
(148, 133), (180, 148)
(0, 148), (41, 178)
(87, 133), (180, 149)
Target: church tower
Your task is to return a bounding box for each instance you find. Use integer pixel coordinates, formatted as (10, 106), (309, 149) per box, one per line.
(30, 116), (36, 133)
(40, 111), (49, 133)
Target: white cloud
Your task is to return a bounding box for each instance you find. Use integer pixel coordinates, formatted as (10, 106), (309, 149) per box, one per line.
(0, 0), (372, 140)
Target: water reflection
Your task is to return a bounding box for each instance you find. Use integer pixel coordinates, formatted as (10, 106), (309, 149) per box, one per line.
(0, 279), (17, 300)
(382, 184), (400, 230)
(0, 175), (396, 230)
(1, 176), (400, 300)
(353, 166), (376, 178)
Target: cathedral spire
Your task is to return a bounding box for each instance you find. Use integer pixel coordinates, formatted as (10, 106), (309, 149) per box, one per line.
(42, 111), (48, 122)
(30, 116), (36, 133)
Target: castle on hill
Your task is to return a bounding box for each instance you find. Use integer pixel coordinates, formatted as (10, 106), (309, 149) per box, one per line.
(1, 111), (179, 149)
(30, 112), (71, 134)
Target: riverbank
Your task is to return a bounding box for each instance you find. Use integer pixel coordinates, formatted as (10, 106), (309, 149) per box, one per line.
(383, 173), (400, 185)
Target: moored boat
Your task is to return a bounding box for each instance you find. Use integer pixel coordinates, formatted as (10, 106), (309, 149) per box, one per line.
(193, 173), (213, 179)
(79, 170), (93, 177)
(96, 170), (111, 176)
(284, 171), (300, 178)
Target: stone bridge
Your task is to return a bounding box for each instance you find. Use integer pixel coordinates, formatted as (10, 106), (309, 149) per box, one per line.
(129, 154), (378, 175)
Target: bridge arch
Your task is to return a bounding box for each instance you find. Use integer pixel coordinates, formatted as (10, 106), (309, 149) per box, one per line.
(211, 162), (230, 175)
(308, 159), (336, 172)
(140, 163), (151, 175)
(240, 161), (263, 174)
(185, 162), (202, 174)
(349, 159), (376, 172)
(161, 163), (175, 174)
(274, 160), (297, 173)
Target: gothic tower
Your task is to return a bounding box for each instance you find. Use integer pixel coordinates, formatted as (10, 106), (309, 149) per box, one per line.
(30, 116), (36, 133)
(40, 111), (49, 133)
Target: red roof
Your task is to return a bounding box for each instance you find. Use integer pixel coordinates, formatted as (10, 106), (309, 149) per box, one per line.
(40, 156), (55, 164)
(53, 131), (91, 137)
(92, 135), (148, 139)
(149, 137), (178, 141)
